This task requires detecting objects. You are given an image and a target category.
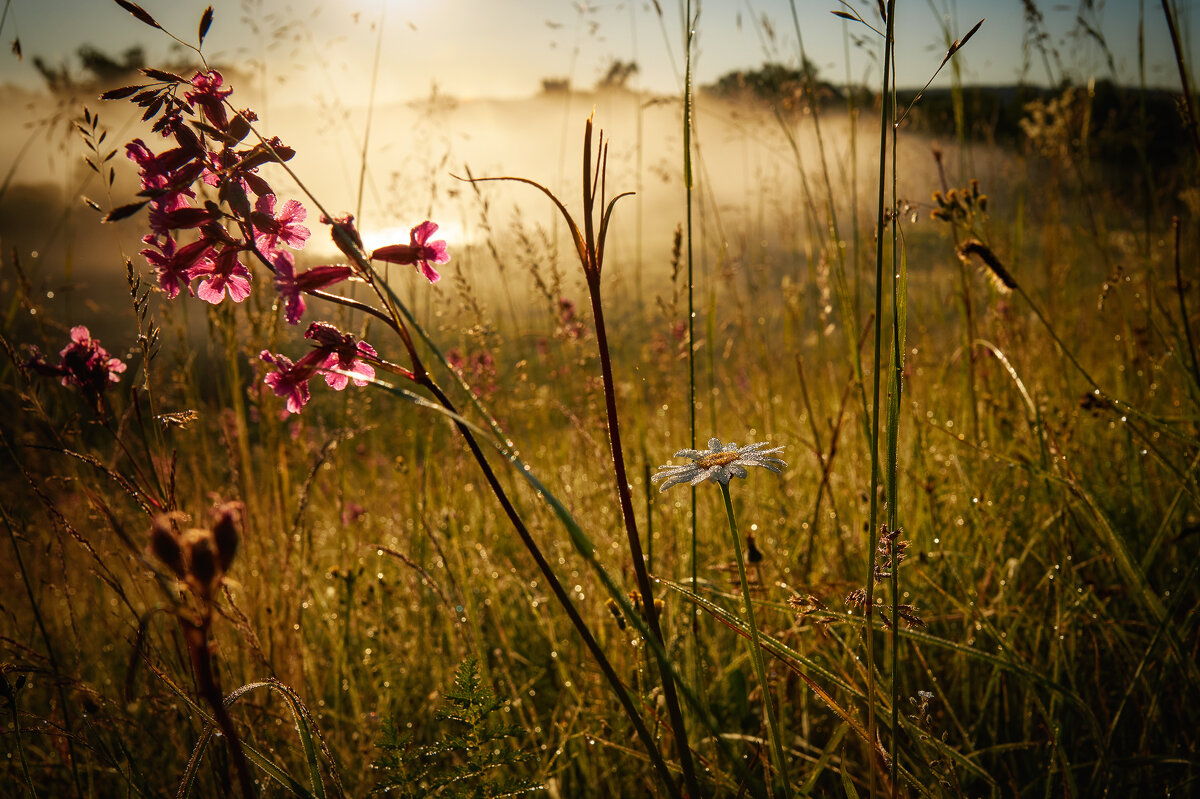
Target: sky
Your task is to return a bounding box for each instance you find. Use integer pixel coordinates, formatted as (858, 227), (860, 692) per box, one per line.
(0, 0), (1196, 104)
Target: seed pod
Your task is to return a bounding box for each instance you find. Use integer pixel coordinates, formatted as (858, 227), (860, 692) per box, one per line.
(605, 598), (626, 630)
(746, 534), (764, 563)
(211, 502), (241, 573)
(188, 535), (217, 592)
(958, 238), (1017, 293)
(149, 517), (186, 578)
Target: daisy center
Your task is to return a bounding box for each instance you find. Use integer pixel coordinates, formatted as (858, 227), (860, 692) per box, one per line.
(697, 451), (740, 467)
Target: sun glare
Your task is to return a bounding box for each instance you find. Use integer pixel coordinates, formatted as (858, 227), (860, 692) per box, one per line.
(355, 219), (472, 257)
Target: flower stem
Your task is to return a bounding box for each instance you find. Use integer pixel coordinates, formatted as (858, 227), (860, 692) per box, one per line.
(720, 481), (790, 798)
(586, 277), (702, 798)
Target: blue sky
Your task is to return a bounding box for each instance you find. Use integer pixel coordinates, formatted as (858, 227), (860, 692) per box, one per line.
(0, 0), (1195, 102)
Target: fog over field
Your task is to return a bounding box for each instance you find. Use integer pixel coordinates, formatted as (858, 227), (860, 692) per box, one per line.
(1, 81), (1014, 338)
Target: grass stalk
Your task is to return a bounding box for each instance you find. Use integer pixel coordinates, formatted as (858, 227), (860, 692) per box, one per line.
(0, 495), (84, 799)
(683, 0), (701, 661)
(886, 35), (904, 790)
(866, 4), (898, 796)
(1171, 216), (1200, 390)
(720, 481), (791, 797)
(1161, 0), (1200, 159)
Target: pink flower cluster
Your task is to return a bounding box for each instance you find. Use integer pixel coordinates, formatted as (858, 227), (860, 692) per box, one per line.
(126, 70), (319, 307)
(26, 326), (126, 404)
(111, 68), (451, 415)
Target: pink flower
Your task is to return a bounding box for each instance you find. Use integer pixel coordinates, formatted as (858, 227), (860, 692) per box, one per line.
(252, 194), (311, 257)
(369, 220), (450, 283)
(185, 70), (232, 131)
(195, 246), (252, 304)
(26, 326), (126, 404)
(126, 138), (205, 233)
(139, 234), (215, 299)
(260, 350), (317, 415)
(272, 251), (353, 324)
(305, 322), (377, 389)
(60, 326), (126, 386)
(259, 323), (378, 415)
(125, 138), (204, 194)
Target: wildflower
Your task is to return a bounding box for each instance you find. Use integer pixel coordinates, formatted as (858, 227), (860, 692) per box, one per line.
(139, 234), (214, 299)
(651, 438), (786, 492)
(125, 138), (204, 198)
(271, 251), (353, 325)
(305, 321), (377, 389)
(185, 70), (232, 131)
(259, 350), (317, 415)
(370, 220), (450, 283)
(194, 245), (252, 304)
(26, 326), (126, 404)
(259, 322), (377, 415)
(252, 194), (310, 257)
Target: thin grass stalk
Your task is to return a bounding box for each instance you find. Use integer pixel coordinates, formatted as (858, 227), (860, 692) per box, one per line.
(719, 482), (790, 797)
(421, 379), (683, 798)
(0, 491), (85, 799)
(1, 503), (62, 799)
(577, 117), (702, 795)
(354, 1), (386, 224)
(866, 4), (897, 796)
(1, 677), (37, 799)
(787, 1), (873, 438)
(886, 32), (903, 790)
(683, 0), (700, 659)
(1162, 0), (1200, 159)
(1172, 216), (1200, 391)
(1091, 551), (1200, 791)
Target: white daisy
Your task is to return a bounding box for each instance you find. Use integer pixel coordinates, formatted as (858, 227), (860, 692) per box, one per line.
(651, 437), (786, 492)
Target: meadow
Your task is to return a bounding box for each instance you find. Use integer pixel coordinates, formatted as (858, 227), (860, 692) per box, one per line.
(1, 1), (1198, 797)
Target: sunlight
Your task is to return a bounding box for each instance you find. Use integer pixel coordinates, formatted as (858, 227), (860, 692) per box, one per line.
(356, 219), (473, 256)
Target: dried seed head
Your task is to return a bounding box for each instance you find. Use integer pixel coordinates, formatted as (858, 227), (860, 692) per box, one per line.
(896, 604), (926, 629)
(605, 598), (626, 630)
(211, 502), (241, 573)
(958, 238), (1017, 294)
(188, 535), (218, 594)
(746, 534), (764, 563)
(148, 516), (186, 579)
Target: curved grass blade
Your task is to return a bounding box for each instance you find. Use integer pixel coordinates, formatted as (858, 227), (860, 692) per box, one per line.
(146, 662), (328, 799)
